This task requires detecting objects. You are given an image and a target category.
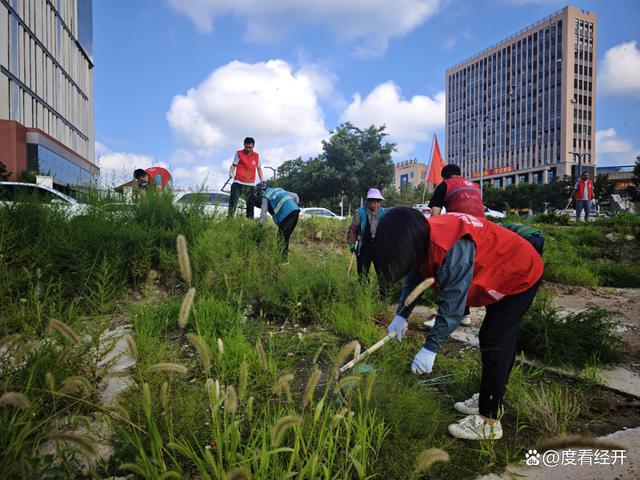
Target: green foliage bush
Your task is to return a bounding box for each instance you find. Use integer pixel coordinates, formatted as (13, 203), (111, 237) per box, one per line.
(519, 294), (626, 368)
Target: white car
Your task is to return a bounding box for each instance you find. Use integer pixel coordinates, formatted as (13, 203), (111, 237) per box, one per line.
(484, 206), (506, 218)
(173, 190), (261, 218)
(0, 181), (88, 217)
(299, 207), (345, 220)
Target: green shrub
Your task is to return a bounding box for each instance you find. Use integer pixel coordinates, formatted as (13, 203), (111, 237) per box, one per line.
(519, 295), (626, 368)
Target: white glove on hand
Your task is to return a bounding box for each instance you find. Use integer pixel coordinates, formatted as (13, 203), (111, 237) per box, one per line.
(387, 315), (408, 342)
(411, 348), (437, 374)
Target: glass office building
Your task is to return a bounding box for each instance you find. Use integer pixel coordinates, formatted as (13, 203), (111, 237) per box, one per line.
(0, 0), (97, 191)
(445, 6), (597, 187)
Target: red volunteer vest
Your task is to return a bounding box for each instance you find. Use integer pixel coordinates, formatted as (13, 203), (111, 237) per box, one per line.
(418, 213), (544, 306)
(444, 177), (485, 217)
(234, 150), (260, 184)
(145, 167), (172, 189)
(574, 179), (593, 201)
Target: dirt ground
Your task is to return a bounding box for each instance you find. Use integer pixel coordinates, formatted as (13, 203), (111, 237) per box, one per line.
(546, 282), (640, 371)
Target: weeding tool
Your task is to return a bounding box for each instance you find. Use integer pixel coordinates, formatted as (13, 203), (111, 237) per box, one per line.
(347, 240), (359, 276)
(338, 277), (435, 375)
(221, 175), (233, 193)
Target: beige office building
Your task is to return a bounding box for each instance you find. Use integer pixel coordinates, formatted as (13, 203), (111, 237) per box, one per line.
(0, 0), (97, 191)
(395, 159), (427, 190)
(445, 6), (597, 187)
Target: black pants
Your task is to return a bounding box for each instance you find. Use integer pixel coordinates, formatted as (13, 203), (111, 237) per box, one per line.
(357, 243), (388, 297)
(278, 211), (299, 260)
(228, 182), (255, 218)
(526, 233), (545, 256)
(478, 280), (541, 419)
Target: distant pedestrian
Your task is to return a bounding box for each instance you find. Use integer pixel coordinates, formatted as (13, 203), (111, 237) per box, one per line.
(133, 167), (172, 191)
(573, 171), (593, 222)
(228, 137), (263, 218)
(254, 182), (300, 262)
(347, 188), (388, 296)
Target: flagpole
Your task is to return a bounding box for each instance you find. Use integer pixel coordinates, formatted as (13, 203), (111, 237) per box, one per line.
(422, 135), (436, 205)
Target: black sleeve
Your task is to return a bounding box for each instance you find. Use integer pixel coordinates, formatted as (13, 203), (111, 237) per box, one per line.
(428, 182), (447, 209)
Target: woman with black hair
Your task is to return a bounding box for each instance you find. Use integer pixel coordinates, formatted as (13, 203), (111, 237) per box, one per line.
(380, 207), (543, 440)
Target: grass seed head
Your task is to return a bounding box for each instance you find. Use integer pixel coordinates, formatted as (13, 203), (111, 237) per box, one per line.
(0, 392), (29, 409)
(225, 385), (238, 415)
(187, 333), (212, 375)
(160, 382), (170, 411)
(48, 319), (79, 344)
(303, 369), (322, 408)
(176, 234), (192, 286)
(272, 415), (303, 446)
(274, 373), (294, 398)
(247, 396), (255, 419)
(334, 341), (359, 371)
(47, 432), (98, 456)
(414, 448), (450, 473)
(227, 467), (250, 480)
(124, 334), (138, 361)
(217, 337), (224, 355)
(256, 341), (267, 370)
(45, 372), (56, 392)
(239, 361), (249, 400)
(178, 288), (196, 329)
(0, 333), (21, 349)
(147, 362), (188, 374)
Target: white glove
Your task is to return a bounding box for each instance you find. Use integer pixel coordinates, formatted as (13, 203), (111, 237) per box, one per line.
(411, 348), (437, 374)
(387, 315), (408, 342)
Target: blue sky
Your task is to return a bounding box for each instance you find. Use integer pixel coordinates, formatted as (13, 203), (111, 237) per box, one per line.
(93, 0), (640, 187)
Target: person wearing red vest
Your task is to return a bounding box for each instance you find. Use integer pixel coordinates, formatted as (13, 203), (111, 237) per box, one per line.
(429, 164), (484, 325)
(573, 171), (594, 222)
(133, 167), (173, 190)
(228, 137), (263, 218)
(381, 207), (543, 440)
(428, 164), (484, 218)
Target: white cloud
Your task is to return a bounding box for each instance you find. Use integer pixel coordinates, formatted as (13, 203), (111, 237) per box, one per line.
(596, 128), (633, 154)
(165, 59), (331, 189)
(596, 128), (638, 167)
(340, 81), (445, 157)
(95, 142), (159, 186)
(167, 0), (440, 56)
(599, 41), (640, 98)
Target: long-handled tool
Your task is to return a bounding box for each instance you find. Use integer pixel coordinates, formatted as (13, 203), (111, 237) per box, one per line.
(338, 277), (435, 374)
(221, 175), (233, 193)
(347, 240), (359, 276)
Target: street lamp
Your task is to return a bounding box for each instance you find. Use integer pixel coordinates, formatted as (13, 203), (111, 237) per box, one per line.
(471, 115), (494, 198)
(570, 152), (591, 177)
(263, 166), (276, 179)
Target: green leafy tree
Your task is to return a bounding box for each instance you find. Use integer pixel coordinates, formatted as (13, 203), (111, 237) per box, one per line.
(594, 173), (616, 204)
(276, 123), (395, 214)
(0, 161), (11, 181)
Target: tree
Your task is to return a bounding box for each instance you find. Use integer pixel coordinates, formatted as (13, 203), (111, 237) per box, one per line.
(0, 161), (11, 181)
(593, 173), (615, 204)
(323, 123), (395, 213)
(275, 123), (396, 214)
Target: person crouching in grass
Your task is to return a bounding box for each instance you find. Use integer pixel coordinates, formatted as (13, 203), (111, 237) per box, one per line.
(379, 207), (543, 440)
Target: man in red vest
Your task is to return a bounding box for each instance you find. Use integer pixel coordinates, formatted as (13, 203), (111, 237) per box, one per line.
(381, 207), (543, 441)
(429, 164), (484, 218)
(228, 137), (263, 218)
(133, 167), (173, 191)
(573, 171), (594, 222)
(428, 163), (484, 325)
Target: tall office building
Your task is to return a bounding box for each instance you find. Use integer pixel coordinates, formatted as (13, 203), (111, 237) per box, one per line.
(445, 6), (597, 187)
(0, 0), (97, 192)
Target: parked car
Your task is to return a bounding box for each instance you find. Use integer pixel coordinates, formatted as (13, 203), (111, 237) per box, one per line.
(484, 206), (506, 218)
(299, 207), (345, 220)
(0, 181), (88, 217)
(173, 190), (261, 218)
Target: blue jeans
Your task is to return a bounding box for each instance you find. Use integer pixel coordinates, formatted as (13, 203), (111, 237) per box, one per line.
(575, 200), (591, 221)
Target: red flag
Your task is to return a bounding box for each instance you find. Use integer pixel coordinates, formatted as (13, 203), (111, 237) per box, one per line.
(426, 134), (445, 185)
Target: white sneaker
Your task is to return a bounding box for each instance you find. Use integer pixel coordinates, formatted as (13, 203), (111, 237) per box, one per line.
(460, 314), (471, 326)
(454, 393), (479, 415)
(447, 414), (503, 440)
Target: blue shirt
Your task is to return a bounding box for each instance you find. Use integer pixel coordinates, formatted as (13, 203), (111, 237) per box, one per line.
(396, 238), (476, 353)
